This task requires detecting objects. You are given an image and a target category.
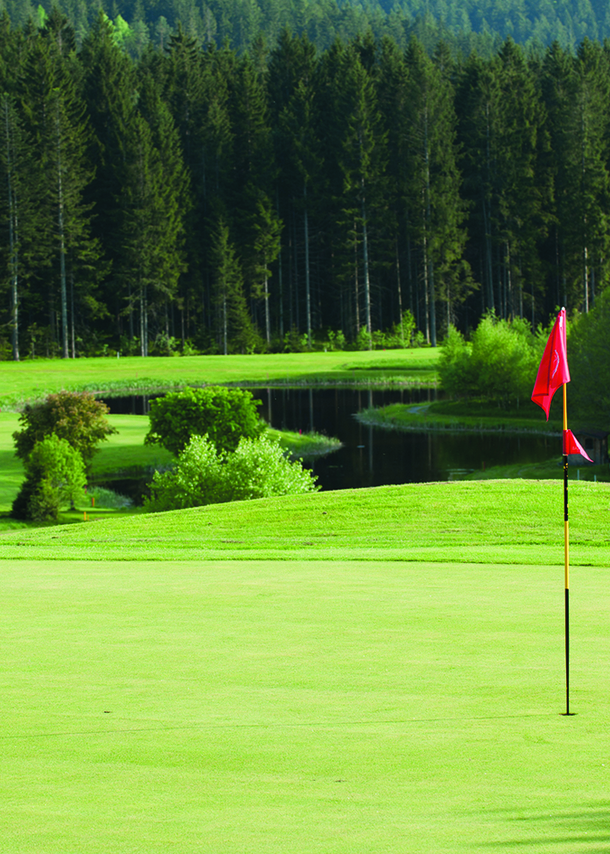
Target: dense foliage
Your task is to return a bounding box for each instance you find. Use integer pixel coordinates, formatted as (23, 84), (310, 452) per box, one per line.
(13, 391), (117, 466)
(144, 433), (318, 511)
(2, 14), (610, 357)
(13, 391), (117, 468)
(11, 433), (86, 520)
(568, 292), (610, 426)
(145, 386), (263, 455)
(439, 315), (544, 405)
(2, 0), (608, 57)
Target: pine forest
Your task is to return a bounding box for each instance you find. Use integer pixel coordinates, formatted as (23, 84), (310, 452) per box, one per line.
(1, 8), (610, 358)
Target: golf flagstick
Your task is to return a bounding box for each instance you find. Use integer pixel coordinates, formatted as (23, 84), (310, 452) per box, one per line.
(531, 307), (589, 715)
(563, 382), (572, 716)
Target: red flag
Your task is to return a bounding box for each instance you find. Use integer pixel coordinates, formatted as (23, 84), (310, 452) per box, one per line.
(563, 429), (594, 462)
(531, 308), (570, 420)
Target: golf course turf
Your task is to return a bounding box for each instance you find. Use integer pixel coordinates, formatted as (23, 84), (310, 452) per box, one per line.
(1, 479), (609, 852)
(1, 354), (608, 851)
(1, 556), (609, 853)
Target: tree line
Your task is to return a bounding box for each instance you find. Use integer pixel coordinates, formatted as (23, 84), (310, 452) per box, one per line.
(2, 12), (610, 359)
(3, 0), (609, 58)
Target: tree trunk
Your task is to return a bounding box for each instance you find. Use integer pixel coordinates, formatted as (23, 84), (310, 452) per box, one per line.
(4, 99), (19, 361)
(56, 106), (69, 359)
(361, 185), (372, 347)
(304, 185), (311, 347)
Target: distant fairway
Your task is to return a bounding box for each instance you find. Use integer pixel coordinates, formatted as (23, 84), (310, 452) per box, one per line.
(0, 480), (609, 851)
(0, 349), (439, 410)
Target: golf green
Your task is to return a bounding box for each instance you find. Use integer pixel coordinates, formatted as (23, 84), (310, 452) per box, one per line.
(0, 558), (608, 852)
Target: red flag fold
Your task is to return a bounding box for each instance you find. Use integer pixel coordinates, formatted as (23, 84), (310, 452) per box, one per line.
(531, 308), (570, 419)
(563, 429), (593, 462)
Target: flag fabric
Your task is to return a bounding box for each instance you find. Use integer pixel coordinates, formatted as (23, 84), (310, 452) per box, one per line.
(531, 308), (570, 419)
(563, 429), (594, 462)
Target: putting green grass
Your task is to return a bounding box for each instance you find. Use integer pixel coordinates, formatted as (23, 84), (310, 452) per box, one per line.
(0, 349), (439, 409)
(0, 557), (609, 853)
(1, 480), (608, 565)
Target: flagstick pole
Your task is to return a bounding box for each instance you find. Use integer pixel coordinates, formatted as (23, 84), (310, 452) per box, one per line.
(563, 381), (572, 716)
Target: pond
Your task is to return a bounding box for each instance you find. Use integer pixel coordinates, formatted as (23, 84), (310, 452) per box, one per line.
(101, 388), (559, 497)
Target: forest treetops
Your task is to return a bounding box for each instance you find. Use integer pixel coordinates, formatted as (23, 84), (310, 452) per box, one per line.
(1, 7), (609, 360)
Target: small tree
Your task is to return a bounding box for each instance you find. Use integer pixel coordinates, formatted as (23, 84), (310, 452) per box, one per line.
(13, 390), (117, 470)
(144, 434), (318, 512)
(569, 291), (610, 427)
(145, 386), (264, 456)
(439, 314), (543, 406)
(12, 434), (86, 521)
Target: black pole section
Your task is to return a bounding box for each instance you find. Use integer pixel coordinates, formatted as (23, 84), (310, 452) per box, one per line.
(565, 586), (570, 715)
(563, 450), (572, 715)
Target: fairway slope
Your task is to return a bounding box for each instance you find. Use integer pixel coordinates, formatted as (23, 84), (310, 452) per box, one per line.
(0, 480), (608, 565)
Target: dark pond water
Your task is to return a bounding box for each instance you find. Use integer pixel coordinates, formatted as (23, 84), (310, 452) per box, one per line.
(101, 388), (558, 496)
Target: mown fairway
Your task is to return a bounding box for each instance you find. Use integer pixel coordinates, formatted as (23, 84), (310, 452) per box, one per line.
(0, 480), (609, 852)
(0, 349), (439, 409)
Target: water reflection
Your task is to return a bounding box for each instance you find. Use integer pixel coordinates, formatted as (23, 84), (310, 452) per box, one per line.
(100, 388), (557, 493)
(249, 387), (557, 491)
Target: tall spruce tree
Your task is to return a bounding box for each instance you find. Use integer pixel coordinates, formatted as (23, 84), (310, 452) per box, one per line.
(80, 12), (136, 345)
(404, 37), (465, 344)
(21, 19), (97, 358)
(273, 33), (320, 343)
(494, 38), (549, 322)
(210, 218), (258, 354)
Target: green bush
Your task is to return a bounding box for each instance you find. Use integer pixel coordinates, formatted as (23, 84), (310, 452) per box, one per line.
(12, 434), (87, 521)
(144, 434), (319, 512)
(13, 390), (117, 470)
(439, 314), (544, 406)
(569, 293), (610, 427)
(145, 386), (264, 456)
(355, 312), (424, 351)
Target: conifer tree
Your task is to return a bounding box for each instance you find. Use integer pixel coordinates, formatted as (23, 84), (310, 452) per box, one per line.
(494, 38), (549, 321)
(210, 218), (259, 353)
(80, 13), (136, 344)
(21, 19), (97, 358)
(404, 37), (465, 344)
(137, 69), (190, 346)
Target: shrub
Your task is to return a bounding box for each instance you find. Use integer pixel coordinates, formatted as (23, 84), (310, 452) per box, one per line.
(144, 434), (319, 512)
(145, 386), (264, 456)
(12, 434), (86, 521)
(355, 311), (423, 350)
(226, 436), (319, 500)
(13, 390), (117, 470)
(569, 293), (610, 427)
(439, 314), (543, 406)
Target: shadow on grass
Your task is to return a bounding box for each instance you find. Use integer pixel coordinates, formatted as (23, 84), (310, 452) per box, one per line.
(478, 802), (610, 850)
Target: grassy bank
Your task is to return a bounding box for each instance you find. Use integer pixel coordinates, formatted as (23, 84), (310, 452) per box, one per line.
(0, 349), (439, 410)
(356, 398), (564, 436)
(1, 479), (607, 566)
(462, 457), (610, 482)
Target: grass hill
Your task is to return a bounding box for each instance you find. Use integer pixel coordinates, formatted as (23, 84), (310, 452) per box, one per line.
(1, 479), (608, 565)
